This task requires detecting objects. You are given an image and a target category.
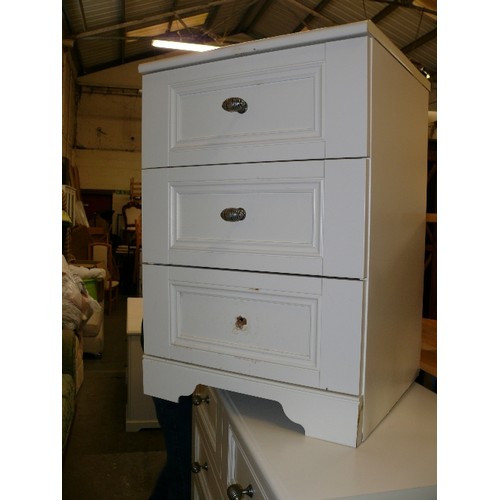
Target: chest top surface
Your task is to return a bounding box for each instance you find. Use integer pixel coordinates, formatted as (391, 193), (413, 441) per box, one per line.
(139, 20), (429, 91)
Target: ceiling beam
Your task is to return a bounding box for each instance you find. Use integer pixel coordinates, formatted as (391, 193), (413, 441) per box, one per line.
(292, 0), (333, 32)
(120, 0), (126, 65)
(204, 4), (219, 31)
(401, 27), (437, 53)
(371, 4), (399, 23)
(77, 0), (89, 32)
(204, 0), (262, 39)
(168, 1), (179, 32)
(233, 0), (274, 36)
(66, 0), (246, 41)
(369, 0), (436, 16)
(279, 0), (335, 25)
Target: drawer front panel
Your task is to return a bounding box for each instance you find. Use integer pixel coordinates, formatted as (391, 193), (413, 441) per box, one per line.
(141, 38), (369, 167)
(227, 425), (267, 499)
(143, 265), (364, 395)
(143, 159), (367, 279)
(192, 417), (223, 500)
(192, 385), (219, 455)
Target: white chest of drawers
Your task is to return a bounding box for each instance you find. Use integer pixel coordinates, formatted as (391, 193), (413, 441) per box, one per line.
(140, 20), (430, 447)
(191, 383), (436, 500)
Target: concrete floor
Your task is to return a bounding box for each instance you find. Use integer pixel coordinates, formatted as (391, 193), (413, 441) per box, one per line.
(62, 293), (166, 500)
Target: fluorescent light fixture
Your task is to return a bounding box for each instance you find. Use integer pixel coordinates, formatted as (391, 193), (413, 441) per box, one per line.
(152, 39), (219, 52)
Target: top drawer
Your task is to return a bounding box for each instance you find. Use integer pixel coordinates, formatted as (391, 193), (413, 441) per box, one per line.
(142, 37), (370, 167)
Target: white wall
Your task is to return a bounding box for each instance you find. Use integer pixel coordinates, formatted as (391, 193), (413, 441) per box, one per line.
(76, 90), (142, 192)
(63, 52), (147, 194)
(61, 54), (148, 235)
(74, 89), (142, 233)
(74, 148), (141, 191)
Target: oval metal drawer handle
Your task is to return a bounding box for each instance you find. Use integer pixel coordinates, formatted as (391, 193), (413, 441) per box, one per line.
(227, 483), (254, 499)
(220, 207), (246, 222)
(222, 97), (248, 114)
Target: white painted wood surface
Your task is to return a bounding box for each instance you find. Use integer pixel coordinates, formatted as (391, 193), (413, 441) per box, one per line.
(143, 264), (364, 395)
(141, 38), (370, 167)
(190, 383), (436, 499)
(125, 297), (158, 431)
(143, 159), (367, 278)
(219, 383), (436, 499)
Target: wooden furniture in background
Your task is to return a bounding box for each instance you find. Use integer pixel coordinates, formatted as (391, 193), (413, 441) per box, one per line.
(130, 177), (142, 201)
(62, 185), (77, 258)
(87, 226), (109, 243)
(68, 163), (81, 201)
(80, 189), (114, 228)
(62, 185), (76, 226)
(122, 200), (141, 246)
(88, 242), (120, 314)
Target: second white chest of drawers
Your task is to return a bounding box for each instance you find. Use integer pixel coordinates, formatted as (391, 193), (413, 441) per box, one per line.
(191, 384), (437, 500)
(140, 20), (430, 447)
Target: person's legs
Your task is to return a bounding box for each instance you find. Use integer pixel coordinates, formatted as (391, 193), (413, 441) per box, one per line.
(149, 395), (192, 500)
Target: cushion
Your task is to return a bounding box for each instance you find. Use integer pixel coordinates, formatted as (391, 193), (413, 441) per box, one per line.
(62, 329), (77, 376)
(62, 374), (76, 450)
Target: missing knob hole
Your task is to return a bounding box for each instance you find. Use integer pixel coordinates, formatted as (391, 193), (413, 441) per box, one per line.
(235, 316), (247, 329)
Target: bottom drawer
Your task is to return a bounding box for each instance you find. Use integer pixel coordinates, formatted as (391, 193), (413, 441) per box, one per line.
(143, 265), (364, 395)
(192, 473), (221, 500)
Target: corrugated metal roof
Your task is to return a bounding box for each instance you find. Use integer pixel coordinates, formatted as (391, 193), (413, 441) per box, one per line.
(63, 0), (437, 90)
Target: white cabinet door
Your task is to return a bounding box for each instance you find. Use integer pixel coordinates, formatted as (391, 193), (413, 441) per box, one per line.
(142, 159), (367, 279)
(143, 265), (364, 395)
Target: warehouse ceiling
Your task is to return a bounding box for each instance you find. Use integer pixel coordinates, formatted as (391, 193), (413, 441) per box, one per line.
(63, 0), (436, 99)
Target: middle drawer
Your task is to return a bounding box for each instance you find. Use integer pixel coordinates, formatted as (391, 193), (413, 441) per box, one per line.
(143, 159), (367, 279)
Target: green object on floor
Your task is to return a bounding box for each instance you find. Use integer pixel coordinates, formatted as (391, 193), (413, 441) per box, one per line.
(83, 279), (98, 301)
